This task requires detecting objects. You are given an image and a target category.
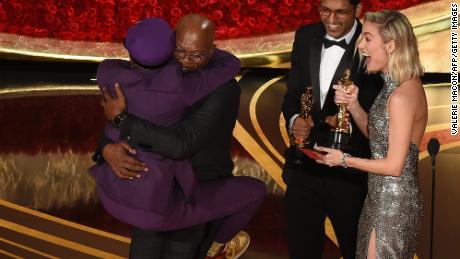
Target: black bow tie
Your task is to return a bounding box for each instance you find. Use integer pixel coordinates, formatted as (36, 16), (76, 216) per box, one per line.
(323, 38), (348, 49)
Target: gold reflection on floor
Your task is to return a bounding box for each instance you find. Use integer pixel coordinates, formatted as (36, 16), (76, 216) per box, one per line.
(0, 152), (282, 211)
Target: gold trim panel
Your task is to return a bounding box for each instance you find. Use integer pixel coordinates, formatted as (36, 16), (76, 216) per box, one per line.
(0, 249), (22, 259)
(0, 236), (58, 259)
(0, 218), (125, 259)
(0, 199), (130, 244)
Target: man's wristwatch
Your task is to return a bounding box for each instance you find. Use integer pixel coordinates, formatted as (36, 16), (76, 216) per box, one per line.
(112, 111), (128, 129)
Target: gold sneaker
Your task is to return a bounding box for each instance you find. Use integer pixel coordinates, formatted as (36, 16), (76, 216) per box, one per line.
(206, 241), (225, 258)
(224, 231), (250, 259)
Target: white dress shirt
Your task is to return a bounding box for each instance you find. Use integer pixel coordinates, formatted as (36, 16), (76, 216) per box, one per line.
(289, 20), (358, 131)
(319, 20), (358, 108)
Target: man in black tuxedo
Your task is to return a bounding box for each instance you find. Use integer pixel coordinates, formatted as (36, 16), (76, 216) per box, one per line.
(281, 0), (383, 258)
(93, 14), (249, 259)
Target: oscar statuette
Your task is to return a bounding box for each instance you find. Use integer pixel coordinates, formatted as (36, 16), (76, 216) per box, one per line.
(328, 69), (352, 150)
(290, 86), (314, 164)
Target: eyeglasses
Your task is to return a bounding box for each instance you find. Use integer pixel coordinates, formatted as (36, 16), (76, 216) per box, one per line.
(318, 6), (354, 19)
(174, 48), (207, 63)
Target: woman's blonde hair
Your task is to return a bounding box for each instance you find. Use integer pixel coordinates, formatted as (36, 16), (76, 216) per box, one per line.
(364, 10), (424, 82)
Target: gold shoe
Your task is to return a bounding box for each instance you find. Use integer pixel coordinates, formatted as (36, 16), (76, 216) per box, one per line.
(224, 231), (250, 259)
(206, 241), (225, 258)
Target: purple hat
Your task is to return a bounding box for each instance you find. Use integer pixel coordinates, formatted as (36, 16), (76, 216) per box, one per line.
(125, 18), (175, 67)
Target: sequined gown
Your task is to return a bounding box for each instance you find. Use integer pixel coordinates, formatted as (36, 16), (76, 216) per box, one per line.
(356, 74), (423, 258)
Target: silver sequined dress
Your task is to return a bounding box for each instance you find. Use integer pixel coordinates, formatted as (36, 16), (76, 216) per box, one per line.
(356, 74), (423, 258)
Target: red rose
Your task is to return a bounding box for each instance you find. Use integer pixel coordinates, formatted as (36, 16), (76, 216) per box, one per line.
(45, 14), (54, 23)
(65, 7), (75, 17)
(153, 6), (163, 16)
(87, 17), (97, 28)
(254, 23), (265, 33)
(104, 19), (116, 27)
(258, 15), (269, 25)
(99, 32), (113, 42)
(302, 3), (312, 13)
(103, 8), (115, 18)
(284, 0), (294, 7)
(62, 31), (75, 40)
(230, 9), (240, 21)
(215, 26), (227, 38)
(212, 10), (223, 21)
(88, 8), (97, 17)
(195, 0), (208, 8)
(12, 3), (23, 13)
(104, 0), (116, 9)
(69, 22), (79, 32)
(279, 6), (290, 16)
(68, 16), (78, 23)
(170, 7), (182, 18)
(7, 25), (19, 34)
(88, 30), (98, 40)
(79, 13), (88, 24)
(236, 17), (247, 27)
(240, 26), (251, 35)
(223, 0), (235, 8)
(262, 7), (273, 17)
(53, 17), (62, 28)
(22, 25), (34, 35)
(48, 4), (58, 15)
(170, 18), (179, 27)
(227, 27), (240, 38)
(0, 23), (7, 32)
(76, 31), (86, 40)
(108, 26), (117, 34)
(216, 25), (229, 35)
(248, 17), (257, 28)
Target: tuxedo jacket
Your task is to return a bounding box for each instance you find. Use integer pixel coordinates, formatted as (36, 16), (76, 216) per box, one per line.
(282, 20), (383, 182)
(94, 79), (240, 181)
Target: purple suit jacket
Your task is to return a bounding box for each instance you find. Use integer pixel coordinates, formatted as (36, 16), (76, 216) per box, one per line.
(90, 49), (241, 217)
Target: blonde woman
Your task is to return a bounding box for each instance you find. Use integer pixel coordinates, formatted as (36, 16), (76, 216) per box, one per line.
(315, 10), (427, 258)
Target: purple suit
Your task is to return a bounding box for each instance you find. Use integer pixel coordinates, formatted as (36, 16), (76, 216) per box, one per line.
(90, 50), (265, 240)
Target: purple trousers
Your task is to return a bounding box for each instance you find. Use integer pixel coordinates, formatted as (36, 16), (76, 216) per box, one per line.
(96, 175), (266, 242)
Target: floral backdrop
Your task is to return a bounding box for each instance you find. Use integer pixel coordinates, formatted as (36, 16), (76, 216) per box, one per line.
(0, 0), (435, 42)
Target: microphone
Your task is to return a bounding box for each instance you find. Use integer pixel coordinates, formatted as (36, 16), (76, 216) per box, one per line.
(427, 138), (440, 168)
(427, 138), (440, 157)
(427, 137), (440, 259)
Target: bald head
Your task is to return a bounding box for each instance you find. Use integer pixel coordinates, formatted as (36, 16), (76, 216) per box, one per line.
(174, 14), (216, 71)
(176, 14), (215, 49)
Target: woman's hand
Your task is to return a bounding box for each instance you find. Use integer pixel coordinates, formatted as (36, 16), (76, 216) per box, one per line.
(314, 146), (343, 167)
(334, 84), (359, 112)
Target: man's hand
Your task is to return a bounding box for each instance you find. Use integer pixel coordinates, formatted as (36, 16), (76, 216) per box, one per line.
(102, 142), (148, 179)
(101, 83), (127, 121)
(325, 114), (350, 129)
(324, 115), (338, 128)
(292, 116), (314, 140)
(324, 112), (350, 128)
